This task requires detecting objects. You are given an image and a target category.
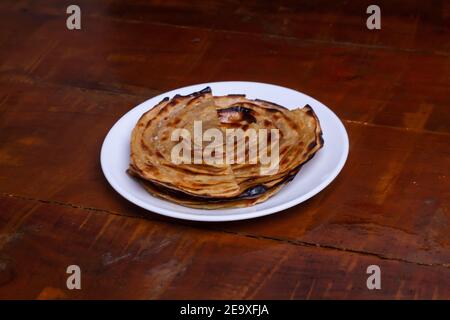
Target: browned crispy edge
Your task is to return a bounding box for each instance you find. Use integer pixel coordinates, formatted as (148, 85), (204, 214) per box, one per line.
(128, 89), (324, 204)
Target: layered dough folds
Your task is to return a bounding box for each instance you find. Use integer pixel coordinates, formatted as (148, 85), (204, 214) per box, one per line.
(128, 87), (323, 209)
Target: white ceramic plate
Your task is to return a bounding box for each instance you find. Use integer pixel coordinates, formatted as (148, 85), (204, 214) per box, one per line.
(101, 81), (349, 222)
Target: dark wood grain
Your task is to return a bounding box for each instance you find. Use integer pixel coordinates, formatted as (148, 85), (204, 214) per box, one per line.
(1, 0), (449, 53)
(1, 196), (449, 299)
(1, 8), (449, 133)
(0, 0), (449, 299)
(0, 80), (449, 266)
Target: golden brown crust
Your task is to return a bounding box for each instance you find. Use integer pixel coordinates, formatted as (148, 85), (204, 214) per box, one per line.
(128, 88), (324, 209)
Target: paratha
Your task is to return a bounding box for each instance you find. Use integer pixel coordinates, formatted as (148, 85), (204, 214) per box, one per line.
(128, 87), (323, 209)
(129, 88), (240, 198)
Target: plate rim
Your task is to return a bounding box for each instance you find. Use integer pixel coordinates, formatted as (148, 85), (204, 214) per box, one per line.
(100, 81), (349, 222)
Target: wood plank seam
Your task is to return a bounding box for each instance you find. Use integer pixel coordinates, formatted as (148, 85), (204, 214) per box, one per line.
(129, 19), (450, 57)
(3, 7), (449, 57)
(2, 192), (449, 269)
(344, 120), (450, 137)
(0, 70), (152, 99)
(2, 71), (450, 137)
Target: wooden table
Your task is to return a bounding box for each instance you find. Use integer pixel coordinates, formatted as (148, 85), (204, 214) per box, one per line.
(0, 0), (449, 299)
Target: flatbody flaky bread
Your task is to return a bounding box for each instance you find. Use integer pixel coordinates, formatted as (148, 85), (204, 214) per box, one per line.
(128, 87), (323, 209)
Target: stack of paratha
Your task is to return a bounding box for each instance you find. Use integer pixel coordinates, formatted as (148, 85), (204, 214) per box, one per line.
(128, 87), (323, 209)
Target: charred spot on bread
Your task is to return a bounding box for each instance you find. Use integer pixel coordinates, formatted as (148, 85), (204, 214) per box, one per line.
(217, 105), (257, 124)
